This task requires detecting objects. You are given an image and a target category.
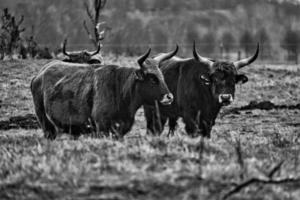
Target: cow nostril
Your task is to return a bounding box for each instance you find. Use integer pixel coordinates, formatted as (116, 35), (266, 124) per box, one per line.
(160, 93), (173, 105)
(219, 94), (233, 105)
(221, 94), (230, 100)
(166, 93), (173, 100)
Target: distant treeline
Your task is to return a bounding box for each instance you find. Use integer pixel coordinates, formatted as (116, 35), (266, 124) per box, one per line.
(0, 0), (299, 62)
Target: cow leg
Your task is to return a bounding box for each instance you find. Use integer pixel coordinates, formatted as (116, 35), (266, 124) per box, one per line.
(41, 115), (57, 140)
(144, 106), (167, 135)
(167, 117), (178, 137)
(94, 119), (110, 138)
(31, 94), (57, 140)
(183, 117), (198, 137)
(70, 125), (82, 140)
(155, 116), (167, 135)
(144, 106), (156, 134)
(118, 118), (134, 138)
(200, 120), (212, 138)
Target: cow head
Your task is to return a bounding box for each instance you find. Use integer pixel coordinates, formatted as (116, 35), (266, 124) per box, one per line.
(193, 42), (259, 106)
(62, 39), (103, 64)
(134, 46), (179, 105)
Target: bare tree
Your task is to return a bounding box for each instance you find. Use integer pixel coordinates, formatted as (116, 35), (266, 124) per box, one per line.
(0, 8), (25, 58)
(83, 0), (107, 48)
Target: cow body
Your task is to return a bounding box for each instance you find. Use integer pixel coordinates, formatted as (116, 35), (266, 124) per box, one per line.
(144, 43), (259, 137)
(144, 58), (220, 137)
(61, 39), (103, 64)
(31, 47), (178, 139)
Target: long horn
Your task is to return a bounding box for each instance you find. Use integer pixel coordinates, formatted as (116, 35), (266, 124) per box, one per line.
(234, 43), (259, 70)
(62, 39), (71, 56)
(155, 45), (179, 63)
(193, 41), (214, 68)
(137, 48), (151, 67)
(90, 42), (101, 56)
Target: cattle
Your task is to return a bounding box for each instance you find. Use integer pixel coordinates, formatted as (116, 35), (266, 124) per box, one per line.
(31, 46), (178, 140)
(144, 42), (259, 138)
(62, 39), (103, 64)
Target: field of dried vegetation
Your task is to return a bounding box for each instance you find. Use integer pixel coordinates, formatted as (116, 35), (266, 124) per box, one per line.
(0, 59), (299, 200)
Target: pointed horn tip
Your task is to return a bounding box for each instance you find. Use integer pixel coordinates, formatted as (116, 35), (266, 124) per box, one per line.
(144, 47), (151, 57)
(251, 42), (260, 60)
(137, 48), (152, 65)
(234, 42), (260, 69)
(174, 44), (179, 53)
(62, 39), (67, 47)
(193, 41), (199, 61)
(62, 38), (70, 56)
(193, 41), (197, 50)
(90, 42), (102, 56)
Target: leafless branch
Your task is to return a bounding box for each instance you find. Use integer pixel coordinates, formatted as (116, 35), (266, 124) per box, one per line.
(83, 0), (107, 47)
(84, 2), (95, 26)
(222, 160), (298, 200)
(83, 20), (96, 45)
(222, 177), (300, 200)
(268, 160), (284, 178)
(17, 15), (24, 26)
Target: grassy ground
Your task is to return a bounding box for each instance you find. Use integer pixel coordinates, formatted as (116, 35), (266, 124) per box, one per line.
(0, 59), (299, 200)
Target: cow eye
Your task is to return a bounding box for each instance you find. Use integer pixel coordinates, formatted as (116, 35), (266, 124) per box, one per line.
(148, 74), (159, 85)
(200, 75), (210, 85)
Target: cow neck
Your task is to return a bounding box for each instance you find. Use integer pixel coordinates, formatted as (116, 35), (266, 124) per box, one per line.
(193, 87), (221, 124)
(119, 68), (142, 117)
(209, 99), (222, 122)
(207, 93), (222, 117)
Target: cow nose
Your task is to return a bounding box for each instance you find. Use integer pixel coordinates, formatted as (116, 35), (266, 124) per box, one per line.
(160, 93), (173, 105)
(218, 94), (233, 105)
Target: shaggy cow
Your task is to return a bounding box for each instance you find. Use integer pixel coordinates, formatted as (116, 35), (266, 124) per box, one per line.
(31, 46), (178, 139)
(144, 42), (259, 137)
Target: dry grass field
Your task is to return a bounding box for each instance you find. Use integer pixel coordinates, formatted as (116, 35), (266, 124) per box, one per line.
(0, 59), (299, 200)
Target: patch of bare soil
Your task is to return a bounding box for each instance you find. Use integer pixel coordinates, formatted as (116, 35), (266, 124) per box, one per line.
(222, 100), (300, 116)
(0, 114), (39, 130)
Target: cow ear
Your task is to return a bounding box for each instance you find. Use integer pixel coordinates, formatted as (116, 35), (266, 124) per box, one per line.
(236, 74), (248, 84)
(134, 69), (145, 80)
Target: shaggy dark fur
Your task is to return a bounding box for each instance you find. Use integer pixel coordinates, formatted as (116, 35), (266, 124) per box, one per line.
(31, 59), (172, 140)
(144, 58), (252, 138)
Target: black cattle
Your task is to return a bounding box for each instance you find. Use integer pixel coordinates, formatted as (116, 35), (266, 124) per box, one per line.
(31, 46), (178, 140)
(144, 42), (259, 137)
(62, 39), (103, 64)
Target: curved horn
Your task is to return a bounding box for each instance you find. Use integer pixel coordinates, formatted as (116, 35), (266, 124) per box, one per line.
(90, 42), (101, 56)
(137, 48), (151, 67)
(234, 43), (259, 70)
(193, 41), (214, 68)
(62, 39), (71, 56)
(155, 44), (179, 63)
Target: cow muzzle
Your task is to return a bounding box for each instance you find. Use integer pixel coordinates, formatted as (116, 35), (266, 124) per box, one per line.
(160, 93), (174, 105)
(218, 94), (233, 106)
